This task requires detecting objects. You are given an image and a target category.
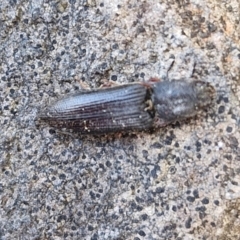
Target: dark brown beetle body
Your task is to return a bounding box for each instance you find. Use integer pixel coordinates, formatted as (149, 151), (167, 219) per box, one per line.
(39, 80), (214, 134)
(39, 84), (154, 134)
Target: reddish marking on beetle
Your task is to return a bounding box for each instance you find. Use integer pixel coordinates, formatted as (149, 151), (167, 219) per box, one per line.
(148, 77), (161, 83)
(140, 77), (161, 88)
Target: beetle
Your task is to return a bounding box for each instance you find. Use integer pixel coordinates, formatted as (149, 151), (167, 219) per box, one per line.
(39, 79), (215, 134)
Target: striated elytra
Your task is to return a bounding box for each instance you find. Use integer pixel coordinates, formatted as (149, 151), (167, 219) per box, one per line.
(39, 79), (215, 134)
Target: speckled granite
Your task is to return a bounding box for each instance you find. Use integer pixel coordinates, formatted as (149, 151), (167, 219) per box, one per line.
(0, 0), (240, 239)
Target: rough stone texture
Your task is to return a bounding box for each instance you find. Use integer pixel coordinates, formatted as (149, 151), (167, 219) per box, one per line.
(0, 0), (240, 239)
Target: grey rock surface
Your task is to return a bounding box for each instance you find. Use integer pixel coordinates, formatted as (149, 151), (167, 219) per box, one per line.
(0, 0), (240, 239)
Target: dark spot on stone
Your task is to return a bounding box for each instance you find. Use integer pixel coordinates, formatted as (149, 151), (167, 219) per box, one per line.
(89, 191), (95, 200)
(71, 226), (76, 230)
(106, 160), (111, 167)
(204, 139), (211, 145)
(193, 189), (199, 198)
(175, 157), (180, 163)
(62, 15), (69, 20)
(141, 213), (148, 220)
(38, 61), (43, 67)
(134, 73), (139, 78)
(223, 97), (229, 103)
(112, 43), (119, 49)
(101, 62), (107, 69)
(138, 230), (146, 236)
(169, 166), (176, 174)
(218, 105), (225, 114)
(187, 196), (195, 202)
(142, 150), (148, 158)
(130, 201), (137, 210)
(224, 155), (232, 161)
(120, 179), (125, 184)
(135, 196), (144, 203)
(185, 217), (192, 228)
(211, 222), (216, 227)
(195, 140), (201, 151)
(91, 233), (98, 240)
(57, 215), (66, 222)
(155, 187), (164, 194)
(98, 163), (104, 169)
(77, 211), (82, 217)
(172, 205), (177, 211)
(36, 43), (42, 48)
(201, 197), (209, 204)
(151, 142), (163, 149)
(199, 211), (207, 219)
(184, 146), (191, 150)
(165, 136), (172, 145)
(100, 2), (104, 7)
(231, 180), (238, 186)
(137, 26), (146, 33)
(59, 173), (66, 180)
(196, 206), (206, 212)
(56, 56), (61, 62)
(88, 225), (94, 231)
(95, 193), (100, 198)
(174, 142), (179, 147)
(226, 126), (232, 133)
(112, 214), (119, 220)
(49, 129), (56, 134)
(206, 42), (215, 50)
(151, 165), (160, 178)
(162, 223), (177, 233)
(91, 53), (96, 61)
(221, 95), (230, 104)
(137, 205), (143, 211)
(157, 154), (164, 161)
(223, 164), (228, 172)
(111, 75), (117, 81)
(207, 22), (217, 32)
(140, 72), (145, 78)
